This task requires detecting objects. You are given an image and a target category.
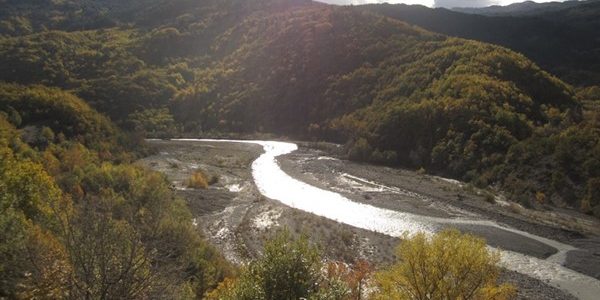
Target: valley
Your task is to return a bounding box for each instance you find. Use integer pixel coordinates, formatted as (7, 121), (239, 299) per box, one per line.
(2, 0), (600, 298)
(139, 139), (600, 299)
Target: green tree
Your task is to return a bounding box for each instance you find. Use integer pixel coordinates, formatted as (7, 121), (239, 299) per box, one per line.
(348, 138), (373, 162)
(128, 108), (178, 138)
(210, 230), (322, 300)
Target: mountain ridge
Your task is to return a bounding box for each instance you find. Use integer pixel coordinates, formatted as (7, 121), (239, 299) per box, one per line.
(452, 0), (593, 16)
(362, 1), (600, 86)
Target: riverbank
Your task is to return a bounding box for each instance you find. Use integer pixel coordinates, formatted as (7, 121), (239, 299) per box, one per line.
(138, 139), (598, 299)
(278, 144), (600, 280)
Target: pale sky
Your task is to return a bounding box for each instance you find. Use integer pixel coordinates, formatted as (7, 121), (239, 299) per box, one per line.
(317, 0), (568, 8)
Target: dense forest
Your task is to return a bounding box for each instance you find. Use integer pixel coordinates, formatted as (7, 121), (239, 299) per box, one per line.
(362, 1), (600, 86)
(0, 83), (237, 298)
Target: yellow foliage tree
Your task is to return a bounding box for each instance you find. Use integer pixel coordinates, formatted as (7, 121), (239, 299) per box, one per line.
(204, 277), (238, 300)
(187, 170), (209, 189)
(18, 224), (72, 299)
(372, 229), (515, 300)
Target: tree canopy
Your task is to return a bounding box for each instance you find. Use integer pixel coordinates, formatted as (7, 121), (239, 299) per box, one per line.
(0, 85), (234, 298)
(373, 229), (515, 300)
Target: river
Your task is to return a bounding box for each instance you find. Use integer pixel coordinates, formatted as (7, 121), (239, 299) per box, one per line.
(175, 139), (600, 299)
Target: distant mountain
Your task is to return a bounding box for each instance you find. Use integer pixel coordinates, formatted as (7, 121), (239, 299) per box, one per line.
(435, 0), (501, 9)
(452, 0), (590, 16)
(363, 1), (600, 86)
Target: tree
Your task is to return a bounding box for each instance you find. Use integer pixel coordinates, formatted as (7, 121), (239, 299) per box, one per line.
(127, 108), (178, 138)
(209, 230), (322, 300)
(17, 224), (71, 299)
(0, 135), (69, 298)
(319, 260), (373, 300)
(348, 138), (373, 162)
(372, 229), (515, 300)
(64, 199), (158, 299)
(187, 171), (209, 189)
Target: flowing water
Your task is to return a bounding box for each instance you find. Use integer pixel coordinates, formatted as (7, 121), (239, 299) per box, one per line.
(176, 139), (600, 299)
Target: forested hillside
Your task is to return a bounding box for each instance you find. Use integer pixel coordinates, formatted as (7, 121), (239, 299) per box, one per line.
(453, 0), (593, 17)
(0, 84), (233, 297)
(363, 1), (600, 86)
(0, 0), (598, 230)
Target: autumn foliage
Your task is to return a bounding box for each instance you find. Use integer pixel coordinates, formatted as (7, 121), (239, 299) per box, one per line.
(373, 229), (515, 300)
(0, 86), (234, 298)
(187, 170), (209, 189)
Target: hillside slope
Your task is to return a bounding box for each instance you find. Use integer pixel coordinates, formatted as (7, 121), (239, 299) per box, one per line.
(0, 83), (234, 298)
(453, 0), (593, 16)
(1, 0), (598, 215)
(363, 2), (600, 86)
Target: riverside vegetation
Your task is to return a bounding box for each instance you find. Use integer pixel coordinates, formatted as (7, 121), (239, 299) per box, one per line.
(0, 84), (234, 298)
(0, 0), (598, 298)
(205, 229), (514, 300)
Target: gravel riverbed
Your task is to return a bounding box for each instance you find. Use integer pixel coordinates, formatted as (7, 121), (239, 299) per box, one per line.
(139, 139), (599, 299)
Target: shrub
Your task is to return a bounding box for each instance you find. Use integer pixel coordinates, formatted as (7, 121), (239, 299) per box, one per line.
(535, 191), (546, 204)
(348, 138), (373, 162)
(208, 174), (219, 185)
(372, 229), (515, 300)
(371, 149), (398, 164)
(484, 192), (496, 204)
(209, 230), (322, 300)
(187, 171), (208, 189)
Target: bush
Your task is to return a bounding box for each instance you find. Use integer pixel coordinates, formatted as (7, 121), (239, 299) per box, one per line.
(208, 230), (322, 300)
(187, 171), (209, 189)
(372, 229), (515, 300)
(208, 174), (219, 185)
(371, 149), (398, 164)
(348, 138), (373, 162)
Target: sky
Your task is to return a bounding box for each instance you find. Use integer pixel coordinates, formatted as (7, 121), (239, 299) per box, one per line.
(316, 0), (567, 8)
